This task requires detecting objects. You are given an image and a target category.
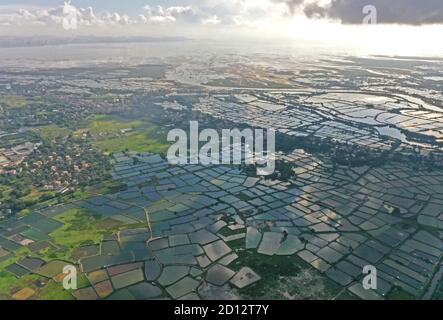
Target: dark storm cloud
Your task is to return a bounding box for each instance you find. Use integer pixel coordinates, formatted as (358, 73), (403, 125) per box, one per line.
(277, 0), (443, 25)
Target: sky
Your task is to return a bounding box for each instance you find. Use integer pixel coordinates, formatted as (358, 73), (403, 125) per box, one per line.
(0, 0), (442, 56)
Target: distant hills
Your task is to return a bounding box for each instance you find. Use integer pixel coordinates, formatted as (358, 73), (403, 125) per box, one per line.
(0, 36), (188, 48)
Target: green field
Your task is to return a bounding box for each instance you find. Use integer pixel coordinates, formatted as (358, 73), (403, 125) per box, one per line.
(0, 95), (28, 109)
(81, 115), (169, 155)
(50, 208), (117, 249)
(88, 115), (144, 135)
(37, 280), (74, 300)
(93, 131), (169, 154)
(0, 185), (13, 203)
(32, 125), (71, 142)
(0, 247), (36, 299)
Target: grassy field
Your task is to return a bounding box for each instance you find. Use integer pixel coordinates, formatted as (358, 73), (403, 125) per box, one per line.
(32, 125), (71, 142)
(81, 115), (169, 155)
(50, 208), (118, 249)
(0, 247), (36, 299)
(0, 272), (41, 298)
(93, 130), (169, 154)
(0, 271), (76, 300)
(88, 115), (144, 135)
(72, 128), (89, 138)
(37, 280), (74, 300)
(0, 95), (28, 109)
(21, 188), (55, 206)
(0, 185), (13, 204)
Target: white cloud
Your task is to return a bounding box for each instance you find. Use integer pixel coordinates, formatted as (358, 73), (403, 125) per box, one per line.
(0, 1), (138, 30)
(0, 0), (293, 31)
(140, 5), (195, 23)
(0, 0), (440, 47)
(202, 15), (221, 25)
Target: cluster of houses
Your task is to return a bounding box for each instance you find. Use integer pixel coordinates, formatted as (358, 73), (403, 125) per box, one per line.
(0, 142), (40, 174)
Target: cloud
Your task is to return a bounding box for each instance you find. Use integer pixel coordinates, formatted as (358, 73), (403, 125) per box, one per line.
(0, 2), (221, 30)
(0, 1), (141, 30)
(141, 5), (195, 23)
(271, 0), (305, 14)
(206, 0), (290, 26)
(275, 0), (443, 25)
(0, 0), (289, 31)
(0, 6), (63, 27)
(201, 15), (221, 25)
(0, 0), (441, 35)
(333, 0), (443, 25)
